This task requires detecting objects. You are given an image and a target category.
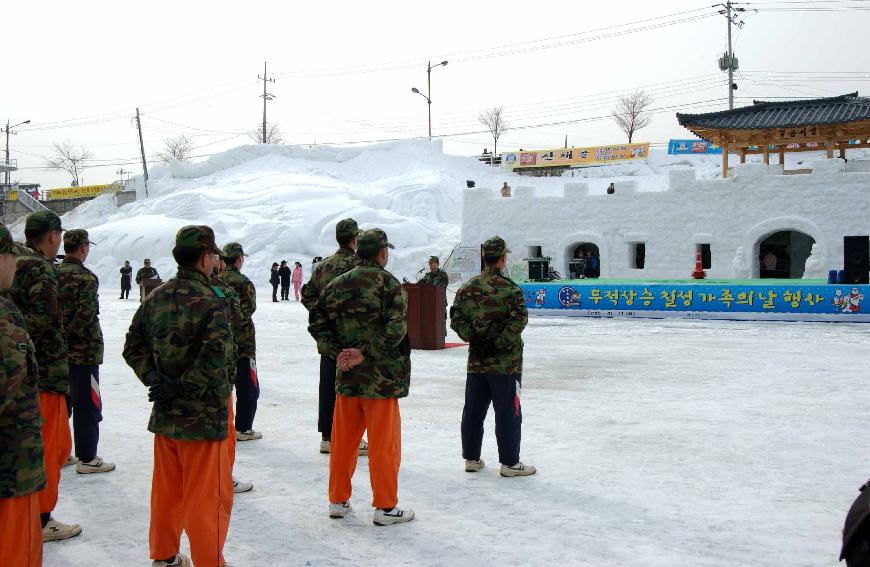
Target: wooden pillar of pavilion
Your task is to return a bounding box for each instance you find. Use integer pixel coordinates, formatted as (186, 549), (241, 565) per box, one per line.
(763, 143), (770, 165)
(722, 144), (729, 178)
(826, 139), (834, 159)
(839, 143), (846, 160)
(739, 148), (746, 164)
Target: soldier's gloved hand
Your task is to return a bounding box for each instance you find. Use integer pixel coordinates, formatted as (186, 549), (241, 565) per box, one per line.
(145, 370), (183, 403)
(469, 337), (496, 357)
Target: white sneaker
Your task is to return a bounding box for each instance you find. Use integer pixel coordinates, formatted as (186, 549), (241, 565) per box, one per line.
(373, 506), (415, 526)
(319, 439), (331, 454)
(76, 457), (116, 474)
(500, 462), (537, 477)
(465, 459), (485, 472)
(329, 501), (351, 518)
(359, 439), (368, 456)
(64, 455), (79, 467)
(236, 429), (262, 441)
(152, 554), (190, 567)
(42, 517), (82, 541)
(233, 478), (254, 493)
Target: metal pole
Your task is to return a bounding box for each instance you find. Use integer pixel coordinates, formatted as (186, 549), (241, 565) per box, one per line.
(136, 108), (149, 197)
(4, 120), (9, 189)
(263, 61), (268, 143)
(727, 1), (734, 110)
(427, 61), (432, 139)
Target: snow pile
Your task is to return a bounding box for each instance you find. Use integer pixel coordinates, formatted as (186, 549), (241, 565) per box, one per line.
(46, 140), (515, 284)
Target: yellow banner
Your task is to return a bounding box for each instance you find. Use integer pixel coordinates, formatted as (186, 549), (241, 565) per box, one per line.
(47, 184), (110, 201)
(7, 190), (17, 201)
(502, 143), (650, 169)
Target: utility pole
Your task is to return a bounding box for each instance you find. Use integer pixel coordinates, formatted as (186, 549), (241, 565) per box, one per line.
(717, 1), (746, 110)
(411, 60), (448, 140)
(135, 108), (149, 197)
(3, 119), (30, 189)
(258, 62), (276, 143)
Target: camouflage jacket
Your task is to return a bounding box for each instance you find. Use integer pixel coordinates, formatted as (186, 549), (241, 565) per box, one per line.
(308, 259), (411, 398)
(219, 266), (256, 357)
(419, 268), (449, 287)
(123, 267), (232, 441)
(135, 266), (158, 284)
(210, 273), (241, 387)
(59, 257), (104, 366)
(300, 247), (359, 311)
(450, 266), (528, 375)
(0, 296), (45, 498)
(6, 249), (69, 394)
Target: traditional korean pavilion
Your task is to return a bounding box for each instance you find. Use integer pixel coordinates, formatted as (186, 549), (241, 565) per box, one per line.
(677, 92), (870, 177)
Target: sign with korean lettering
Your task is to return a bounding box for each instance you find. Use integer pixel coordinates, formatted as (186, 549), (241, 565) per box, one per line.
(47, 184), (111, 201)
(502, 143), (650, 169)
(668, 139), (723, 155)
(520, 282), (870, 322)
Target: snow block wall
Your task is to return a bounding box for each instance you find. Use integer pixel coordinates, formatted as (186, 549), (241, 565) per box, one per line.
(461, 159), (870, 280)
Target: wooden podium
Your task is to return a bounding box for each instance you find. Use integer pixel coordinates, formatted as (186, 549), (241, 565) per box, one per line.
(140, 278), (163, 303)
(404, 283), (446, 350)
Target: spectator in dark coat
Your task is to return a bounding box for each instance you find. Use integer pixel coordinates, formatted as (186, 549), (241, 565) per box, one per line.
(278, 260), (292, 301)
(269, 262), (280, 302)
(120, 260), (133, 299)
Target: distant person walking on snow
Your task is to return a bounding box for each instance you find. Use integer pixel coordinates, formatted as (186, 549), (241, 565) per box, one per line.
(120, 260), (132, 299)
(292, 262), (304, 301)
(278, 260), (291, 301)
(270, 262), (280, 302)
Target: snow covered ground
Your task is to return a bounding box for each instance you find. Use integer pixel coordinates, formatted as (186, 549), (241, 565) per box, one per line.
(43, 287), (868, 567)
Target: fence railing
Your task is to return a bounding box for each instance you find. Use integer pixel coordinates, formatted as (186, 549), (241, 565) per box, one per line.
(16, 187), (49, 212)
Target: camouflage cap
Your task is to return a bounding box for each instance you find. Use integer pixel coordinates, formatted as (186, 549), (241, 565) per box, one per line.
(429, 255), (440, 264)
(63, 228), (95, 247)
(221, 242), (247, 258)
(335, 218), (360, 241)
(357, 228), (395, 258)
(174, 225), (221, 254)
(144, 258), (151, 263)
(482, 236), (511, 258)
(25, 210), (63, 233)
(0, 223), (20, 255)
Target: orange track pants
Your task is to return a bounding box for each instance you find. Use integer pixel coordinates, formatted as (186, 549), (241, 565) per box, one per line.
(150, 434), (233, 567)
(37, 392), (71, 514)
(0, 493), (42, 566)
(329, 394), (401, 509)
(227, 394), (236, 468)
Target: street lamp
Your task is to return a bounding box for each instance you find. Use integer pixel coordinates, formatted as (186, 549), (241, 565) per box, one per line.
(410, 60), (448, 139)
(3, 119), (30, 188)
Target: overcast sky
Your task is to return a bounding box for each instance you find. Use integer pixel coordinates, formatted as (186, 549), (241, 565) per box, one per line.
(4, 0), (869, 189)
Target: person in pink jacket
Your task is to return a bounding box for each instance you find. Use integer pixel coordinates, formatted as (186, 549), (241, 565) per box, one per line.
(292, 261), (304, 301)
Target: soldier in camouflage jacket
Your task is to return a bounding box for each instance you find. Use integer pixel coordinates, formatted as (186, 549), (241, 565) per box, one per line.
(419, 255), (449, 287)
(220, 242), (261, 440)
(450, 236), (536, 477)
(122, 225), (234, 567)
(301, 218), (362, 450)
(59, 229), (114, 473)
(308, 228), (415, 525)
(0, 222), (46, 565)
(9, 211), (82, 539)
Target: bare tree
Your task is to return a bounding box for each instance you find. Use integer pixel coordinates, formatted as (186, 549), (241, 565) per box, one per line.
(249, 123), (283, 144)
(478, 107), (508, 161)
(46, 142), (93, 187)
(155, 135), (195, 164)
(611, 90), (654, 143)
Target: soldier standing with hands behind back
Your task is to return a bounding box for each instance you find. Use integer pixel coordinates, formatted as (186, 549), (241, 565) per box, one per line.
(123, 225), (234, 567)
(58, 229), (115, 474)
(0, 223), (45, 566)
(308, 228), (414, 526)
(450, 236), (535, 477)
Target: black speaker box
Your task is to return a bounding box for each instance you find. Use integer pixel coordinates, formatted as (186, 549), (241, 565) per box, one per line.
(844, 235), (869, 284)
(528, 259), (549, 281)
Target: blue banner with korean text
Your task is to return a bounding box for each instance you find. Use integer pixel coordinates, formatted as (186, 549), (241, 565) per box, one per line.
(668, 139), (723, 155)
(520, 283), (870, 322)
